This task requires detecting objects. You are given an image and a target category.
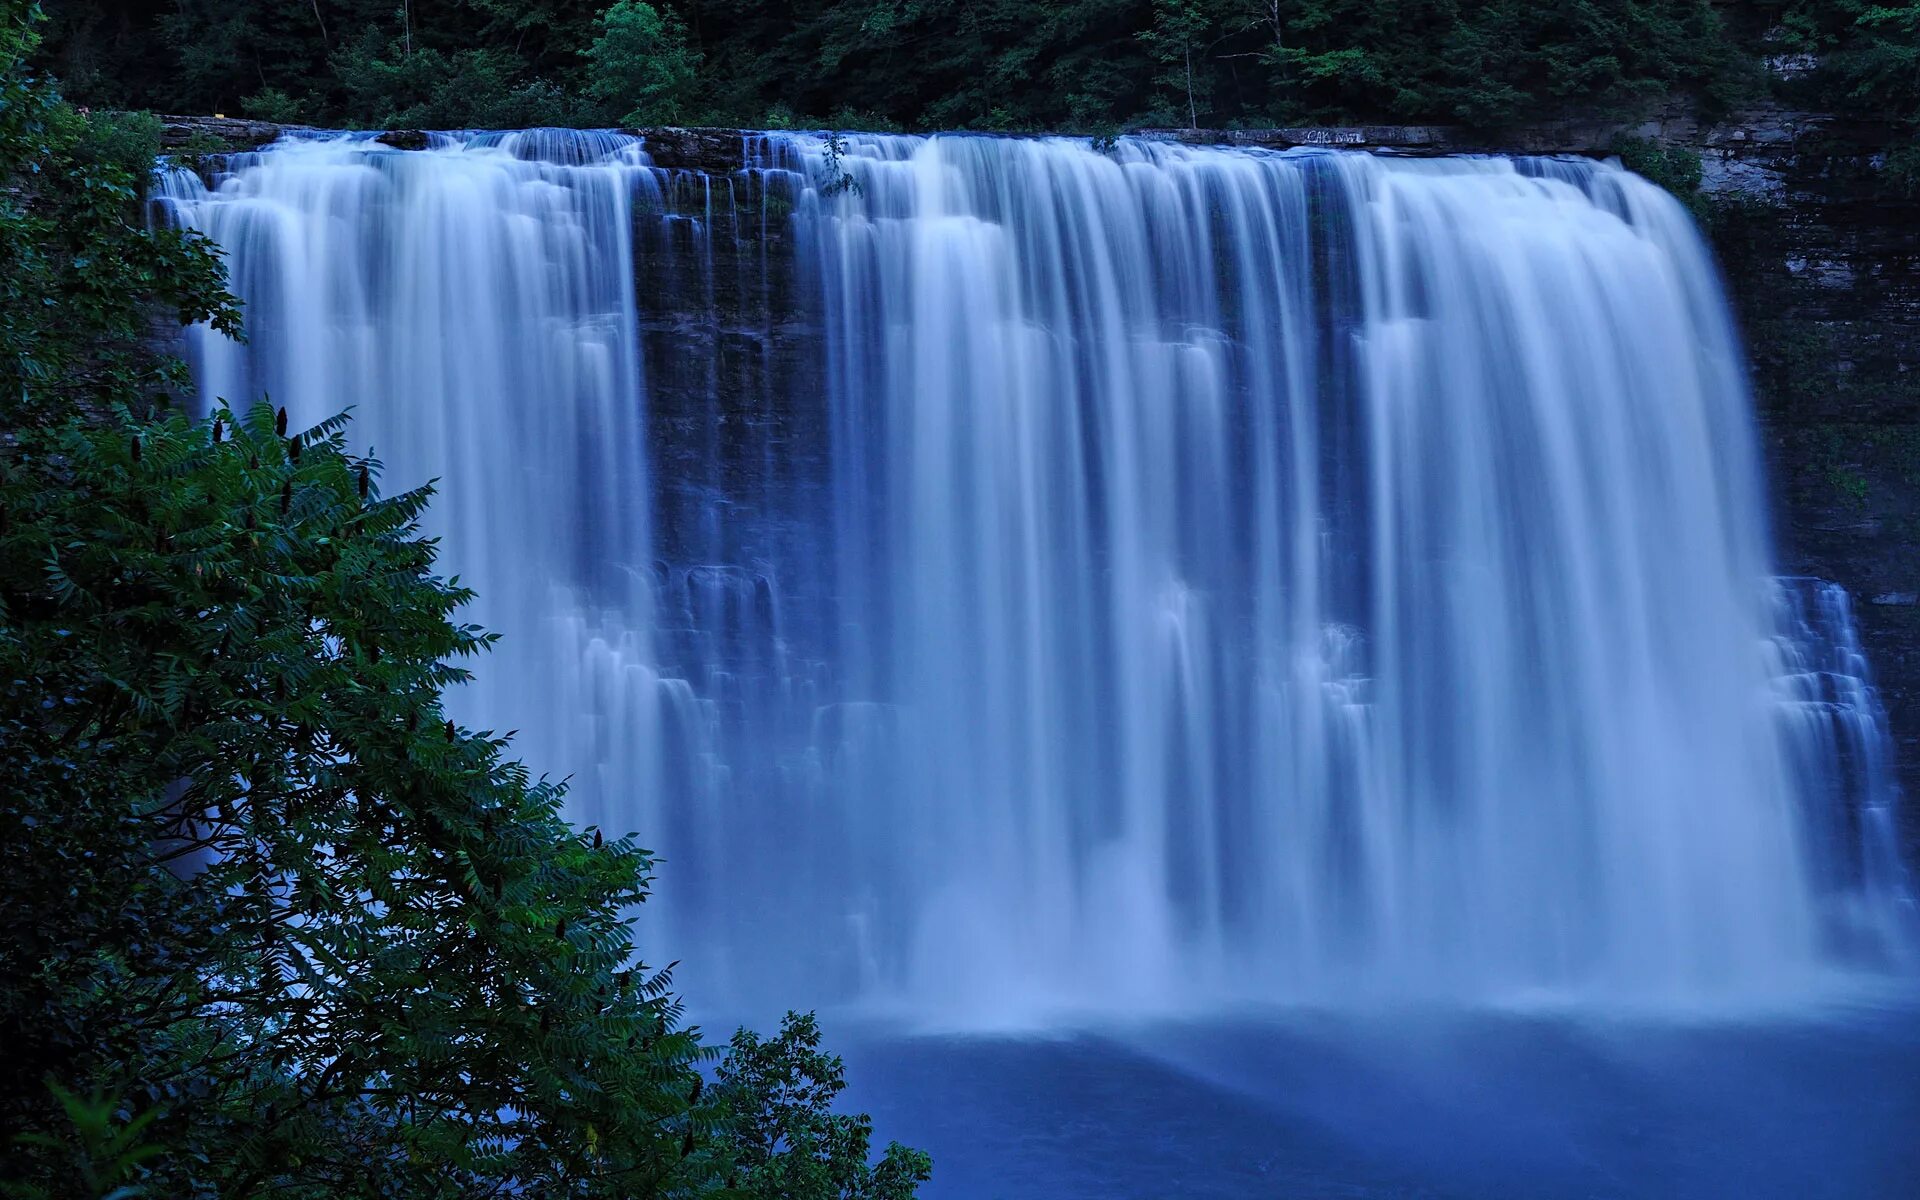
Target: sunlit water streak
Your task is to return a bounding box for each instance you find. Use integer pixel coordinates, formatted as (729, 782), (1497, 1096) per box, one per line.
(158, 130), (1915, 1024)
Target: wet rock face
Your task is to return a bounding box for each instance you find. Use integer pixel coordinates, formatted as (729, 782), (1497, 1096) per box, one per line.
(1689, 117), (1920, 834)
(630, 126), (748, 173)
(634, 160), (838, 676)
(375, 129), (430, 151)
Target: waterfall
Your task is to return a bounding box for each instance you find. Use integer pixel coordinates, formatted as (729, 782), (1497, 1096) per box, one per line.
(154, 132), (676, 895)
(161, 129), (1914, 1020)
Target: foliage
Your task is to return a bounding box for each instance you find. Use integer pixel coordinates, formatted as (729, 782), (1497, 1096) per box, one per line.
(715, 1015), (930, 1200)
(29, 0), (1842, 133)
(583, 0), (706, 126)
(241, 86), (313, 126)
(0, 5), (238, 427)
(2, 1084), (167, 1200)
(1767, 1), (1920, 118)
(1256, 0), (1753, 125)
(154, 0), (331, 119)
(1610, 134), (1711, 220)
(1734, 2), (1920, 195)
(664, 0), (1756, 128)
(585, 0), (704, 126)
(818, 131), (862, 197)
(0, 392), (722, 1198)
(0, 384), (914, 1200)
(36, 0), (1919, 135)
(333, 28), (585, 130)
(1139, 0), (1215, 128)
(1, 7), (925, 1198)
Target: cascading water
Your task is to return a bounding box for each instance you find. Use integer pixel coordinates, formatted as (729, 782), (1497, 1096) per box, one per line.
(154, 132), (675, 897)
(160, 129), (1914, 1021)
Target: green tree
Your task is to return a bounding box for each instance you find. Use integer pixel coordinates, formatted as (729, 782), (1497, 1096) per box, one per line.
(1769, 1), (1920, 192)
(1140, 0), (1219, 127)
(0, 16), (237, 426)
(35, 0), (1792, 133)
(333, 27), (582, 130)
(3, 398), (718, 1197)
(716, 1014), (930, 1200)
(1847, 3), (1920, 189)
(0, 7), (925, 1196)
(585, 0), (704, 126)
(468, 0), (609, 79)
(1250, 0), (1745, 126)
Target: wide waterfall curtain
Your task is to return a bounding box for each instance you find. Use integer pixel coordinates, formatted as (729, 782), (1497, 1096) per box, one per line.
(161, 131), (1915, 1022)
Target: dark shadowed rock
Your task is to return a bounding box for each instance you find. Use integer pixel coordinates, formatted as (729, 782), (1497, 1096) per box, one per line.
(1138, 125), (1456, 153)
(159, 114), (304, 148)
(632, 126), (747, 173)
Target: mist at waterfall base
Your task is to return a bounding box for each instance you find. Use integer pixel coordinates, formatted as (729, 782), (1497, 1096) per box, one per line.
(161, 131), (1920, 1196)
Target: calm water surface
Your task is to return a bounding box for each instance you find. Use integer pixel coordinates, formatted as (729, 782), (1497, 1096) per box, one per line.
(835, 1004), (1920, 1199)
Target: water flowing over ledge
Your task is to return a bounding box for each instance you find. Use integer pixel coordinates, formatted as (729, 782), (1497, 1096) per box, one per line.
(155, 129), (1916, 1023)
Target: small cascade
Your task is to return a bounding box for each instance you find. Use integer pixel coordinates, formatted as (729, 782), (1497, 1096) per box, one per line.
(1772, 578), (1916, 963)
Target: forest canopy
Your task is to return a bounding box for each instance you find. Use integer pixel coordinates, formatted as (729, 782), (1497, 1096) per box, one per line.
(31, 1), (1920, 135)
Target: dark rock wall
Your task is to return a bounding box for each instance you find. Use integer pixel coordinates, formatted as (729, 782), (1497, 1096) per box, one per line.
(633, 151), (844, 740)
(1679, 113), (1920, 842)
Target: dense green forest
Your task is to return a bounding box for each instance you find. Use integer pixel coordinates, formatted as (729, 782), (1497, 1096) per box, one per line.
(30, 1), (1920, 134)
(0, 4), (927, 1195)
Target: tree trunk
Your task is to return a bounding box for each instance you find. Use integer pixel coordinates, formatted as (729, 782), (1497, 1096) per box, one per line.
(1186, 47), (1197, 127)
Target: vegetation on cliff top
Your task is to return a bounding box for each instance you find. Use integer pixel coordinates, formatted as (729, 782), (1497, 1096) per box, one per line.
(0, 6), (927, 1196)
(22, 1), (1920, 139)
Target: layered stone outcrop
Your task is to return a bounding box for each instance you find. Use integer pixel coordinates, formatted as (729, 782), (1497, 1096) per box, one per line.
(1667, 110), (1920, 819)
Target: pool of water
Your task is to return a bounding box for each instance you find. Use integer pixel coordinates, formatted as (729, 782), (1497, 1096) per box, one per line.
(832, 1001), (1920, 1199)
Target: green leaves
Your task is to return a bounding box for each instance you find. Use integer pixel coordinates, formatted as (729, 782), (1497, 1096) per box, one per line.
(2, 13), (924, 1196)
(585, 1), (705, 126)
(0, 15), (238, 429)
(0, 219), (926, 1200)
(716, 1014), (933, 1200)
(29, 0), (1813, 134)
(3, 1083), (167, 1200)
(0, 400), (718, 1197)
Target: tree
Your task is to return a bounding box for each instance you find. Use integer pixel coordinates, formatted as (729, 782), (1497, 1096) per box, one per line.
(35, 0), (1796, 133)
(716, 1014), (929, 1200)
(1140, 0), (1219, 128)
(1763, 1), (1920, 192)
(2, 398), (790, 1197)
(0, 7), (925, 1195)
(1844, 3), (1920, 189)
(333, 27), (583, 130)
(585, 0), (704, 126)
